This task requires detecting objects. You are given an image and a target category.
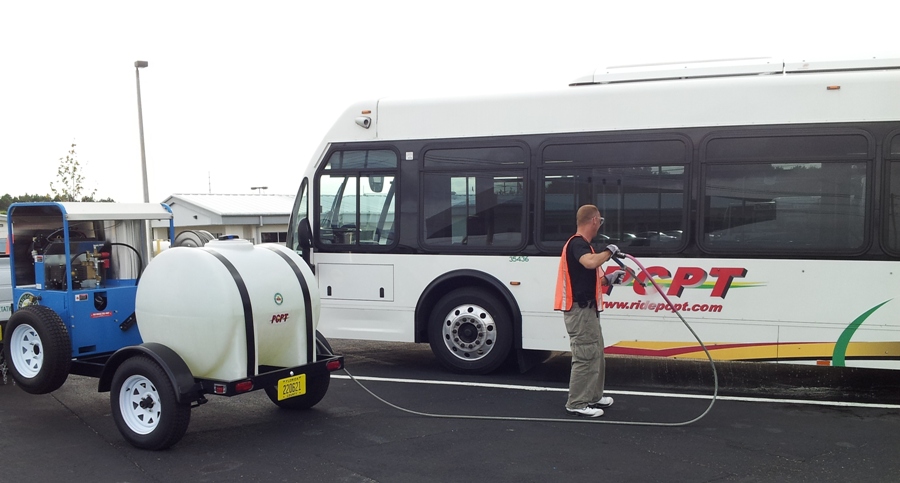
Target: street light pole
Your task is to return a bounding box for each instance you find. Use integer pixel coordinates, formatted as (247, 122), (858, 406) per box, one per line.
(134, 60), (152, 263)
(251, 186), (268, 194)
(135, 60), (149, 203)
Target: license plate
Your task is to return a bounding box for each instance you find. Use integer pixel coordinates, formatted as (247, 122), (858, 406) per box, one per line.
(276, 374), (306, 401)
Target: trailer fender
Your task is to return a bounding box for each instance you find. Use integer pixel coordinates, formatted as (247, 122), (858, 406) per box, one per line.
(98, 342), (201, 405)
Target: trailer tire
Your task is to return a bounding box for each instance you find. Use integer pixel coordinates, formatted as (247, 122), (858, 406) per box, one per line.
(428, 288), (512, 374)
(3, 305), (71, 394)
(315, 330), (335, 357)
(111, 355), (191, 450)
(264, 331), (332, 410)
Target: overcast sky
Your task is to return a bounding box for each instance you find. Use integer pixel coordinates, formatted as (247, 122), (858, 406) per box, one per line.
(1, 1), (897, 203)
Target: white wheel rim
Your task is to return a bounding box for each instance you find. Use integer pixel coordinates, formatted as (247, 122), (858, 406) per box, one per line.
(119, 374), (162, 435)
(10, 323), (43, 378)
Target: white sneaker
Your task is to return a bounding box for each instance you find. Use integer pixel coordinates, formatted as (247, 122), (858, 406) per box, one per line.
(590, 396), (614, 408)
(566, 406), (604, 418)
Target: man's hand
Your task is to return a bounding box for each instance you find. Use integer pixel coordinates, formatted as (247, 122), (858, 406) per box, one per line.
(604, 270), (626, 286)
(605, 244), (620, 257)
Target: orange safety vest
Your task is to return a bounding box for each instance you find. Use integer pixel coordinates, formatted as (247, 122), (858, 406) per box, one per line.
(554, 234), (603, 311)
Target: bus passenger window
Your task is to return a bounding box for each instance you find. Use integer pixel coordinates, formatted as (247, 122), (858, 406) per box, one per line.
(422, 146), (527, 249)
(423, 173), (525, 248)
(703, 162), (867, 251)
(887, 159), (900, 253)
(540, 166), (686, 250)
(539, 139), (688, 251)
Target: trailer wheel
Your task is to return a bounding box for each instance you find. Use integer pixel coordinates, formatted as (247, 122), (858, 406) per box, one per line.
(315, 330), (335, 357)
(264, 331), (332, 410)
(111, 356), (191, 450)
(3, 305), (71, 394)
(428, 288), (512, 374)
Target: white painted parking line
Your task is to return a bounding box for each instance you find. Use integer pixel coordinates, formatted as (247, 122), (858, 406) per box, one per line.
(333, 374), (900, 409)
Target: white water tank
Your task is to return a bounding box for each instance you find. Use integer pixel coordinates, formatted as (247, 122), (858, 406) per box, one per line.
(135, 239), (319, 381)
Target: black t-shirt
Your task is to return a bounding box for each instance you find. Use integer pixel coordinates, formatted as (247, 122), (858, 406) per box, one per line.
(565, 236), (597, 304)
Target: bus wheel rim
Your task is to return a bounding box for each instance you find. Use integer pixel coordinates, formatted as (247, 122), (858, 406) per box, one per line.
(441, 304), (497, 361)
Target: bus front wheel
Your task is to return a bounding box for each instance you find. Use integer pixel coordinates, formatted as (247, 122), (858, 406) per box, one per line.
(428, 288), (512, 374)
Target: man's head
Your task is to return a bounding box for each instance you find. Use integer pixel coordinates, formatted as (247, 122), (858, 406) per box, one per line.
(576, 204), (603, 235)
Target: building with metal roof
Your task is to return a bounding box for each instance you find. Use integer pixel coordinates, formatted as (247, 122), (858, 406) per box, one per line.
(159, 193), (295, 245)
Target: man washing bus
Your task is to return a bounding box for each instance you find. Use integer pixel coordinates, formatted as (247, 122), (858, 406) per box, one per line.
(554, 204), (625, 418)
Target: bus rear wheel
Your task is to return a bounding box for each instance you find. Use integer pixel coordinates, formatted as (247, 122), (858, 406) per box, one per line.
(428, 288), (512, 374)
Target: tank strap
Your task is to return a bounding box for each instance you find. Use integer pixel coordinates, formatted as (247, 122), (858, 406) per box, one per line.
(200, 248), (257, 378)
(261, 246), (315, 364)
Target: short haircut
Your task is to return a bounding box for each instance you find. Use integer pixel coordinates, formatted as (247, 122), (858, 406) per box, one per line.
(576, 205), (600, 226)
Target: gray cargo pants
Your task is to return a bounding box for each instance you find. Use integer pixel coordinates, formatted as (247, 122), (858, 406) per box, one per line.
(563, 305), (605, 409)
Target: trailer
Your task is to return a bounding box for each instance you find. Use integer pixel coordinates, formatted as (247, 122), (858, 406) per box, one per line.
(2, 202), (343, 450)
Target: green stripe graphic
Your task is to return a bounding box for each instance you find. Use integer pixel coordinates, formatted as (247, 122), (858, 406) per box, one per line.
(832, 300), (891, 367)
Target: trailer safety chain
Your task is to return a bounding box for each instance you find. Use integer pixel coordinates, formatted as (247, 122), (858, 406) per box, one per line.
(335, 252), (718, 427)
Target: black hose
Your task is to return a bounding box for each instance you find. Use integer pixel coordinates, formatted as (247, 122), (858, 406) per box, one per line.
(106, 242), (143, 283)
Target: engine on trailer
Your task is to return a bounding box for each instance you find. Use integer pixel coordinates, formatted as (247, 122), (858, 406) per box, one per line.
(31, 235), (112, 291)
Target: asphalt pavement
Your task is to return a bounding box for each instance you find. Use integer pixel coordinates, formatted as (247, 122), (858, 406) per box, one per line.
(2, 340), (899, 482)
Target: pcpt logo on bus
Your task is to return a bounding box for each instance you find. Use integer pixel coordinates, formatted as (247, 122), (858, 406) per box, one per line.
(604, 266), (755, 298)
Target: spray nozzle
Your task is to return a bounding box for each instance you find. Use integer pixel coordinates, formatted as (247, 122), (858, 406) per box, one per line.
(609, 253), (648, 287)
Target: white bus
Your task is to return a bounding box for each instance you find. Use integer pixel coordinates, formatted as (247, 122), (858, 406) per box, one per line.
(287, 57), (900, 374)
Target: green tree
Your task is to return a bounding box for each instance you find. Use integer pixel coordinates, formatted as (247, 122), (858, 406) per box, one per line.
(0, 191), (113, 213)
(50, 142), (96, 202)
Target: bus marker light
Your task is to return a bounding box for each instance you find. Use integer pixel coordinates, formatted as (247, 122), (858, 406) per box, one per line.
(827, 85), (841, 90)
(235, 380), (254, 393)
(817, 360), (831, 366)
(509, 281), (521, 286)
(213, 384), (227, 394)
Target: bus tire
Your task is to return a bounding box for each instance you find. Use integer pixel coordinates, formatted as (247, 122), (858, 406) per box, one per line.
(428, 288), (512, 374)
(111, 355), (192, 451)
(264, 331), (332, 410)
(3, 306), (71, 394)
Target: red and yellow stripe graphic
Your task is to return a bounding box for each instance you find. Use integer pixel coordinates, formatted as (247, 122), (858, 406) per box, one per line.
(606, 341), (900, 363)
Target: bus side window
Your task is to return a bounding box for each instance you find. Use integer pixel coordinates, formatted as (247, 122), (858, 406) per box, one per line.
(371, 176), (396, 245)
(317, 149), (398, 247)
(887, 134), (900, 254)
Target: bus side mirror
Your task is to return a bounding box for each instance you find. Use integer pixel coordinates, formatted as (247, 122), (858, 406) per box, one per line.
(298, 218), (312, 251)
(368, 176), (384, 193)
